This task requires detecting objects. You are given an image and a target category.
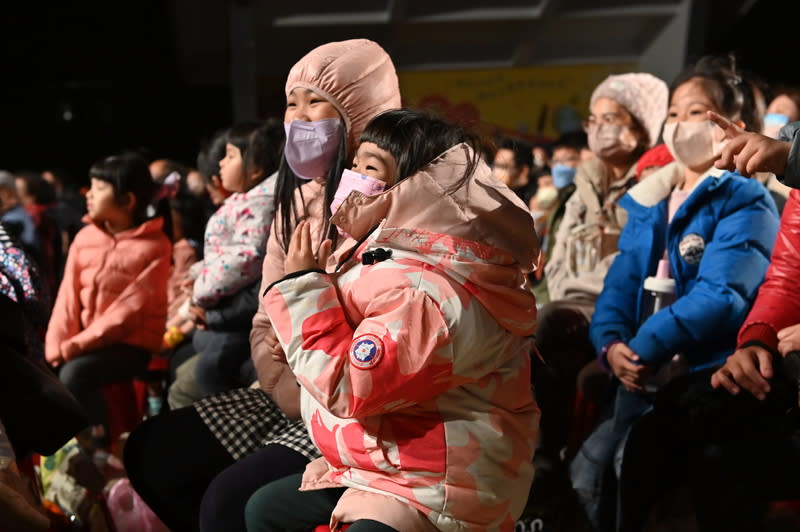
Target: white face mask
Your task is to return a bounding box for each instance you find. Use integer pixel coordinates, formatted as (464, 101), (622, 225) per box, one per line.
(662, 120), (724, 170)
(534, 185), (558, 210)
(587, 124), (638, 161)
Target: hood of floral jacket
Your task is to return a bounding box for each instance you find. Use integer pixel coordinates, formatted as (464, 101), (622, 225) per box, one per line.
(330, 142), (540, 336)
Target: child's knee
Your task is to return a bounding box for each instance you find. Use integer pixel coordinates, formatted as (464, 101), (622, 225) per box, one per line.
(244, 483), (280, 532)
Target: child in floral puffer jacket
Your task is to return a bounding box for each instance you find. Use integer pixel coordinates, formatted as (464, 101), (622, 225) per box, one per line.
(185, 119), (284, 395)
(246, 110), (540, 532)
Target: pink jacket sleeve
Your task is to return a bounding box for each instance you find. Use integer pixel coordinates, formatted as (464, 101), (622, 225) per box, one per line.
(264, 271), (457, 419)
(250, 222), (297, 412)
(45, 245), (83, 363)
(60, 240), (171, 360)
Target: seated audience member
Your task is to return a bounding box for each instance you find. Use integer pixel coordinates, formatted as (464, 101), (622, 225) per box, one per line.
(165, 129), (230, 399)
(635, 143), (674, 181)
(618, 186), (800, 532)
(41, 168), (85, 249)
(15, 171), (64, 294)
(43, 168), (86, 216)
(160, 171), (207, 393)
(633, 99), (800, 531)
(0, 222), (48, 359)
(0, 171), (39, 256)
(530, 132), (589, 305)
(245, 109), (539, 532)
(493, 136), (537, 205)
(45, 153), (172, 450)
(532, 72), (668, 493)
(570, 55), (780, 531)
(530, 172), (558, 238)
(186, 167), (208, 198)
(691, 187), (800, 532)
(123, 38), (402, 532)
(762, 87), (800, 138)
(537, 130), (588, 252)
(196, 129), (232, 218)
(185, 120), (284, 397)
(149, 158), (187, 185)
(532, 143), (551, 173)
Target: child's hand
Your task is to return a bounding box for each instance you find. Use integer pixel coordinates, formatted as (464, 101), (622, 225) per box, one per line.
(711, 345), (773, 400)
(46, 352), (65, 368)
(285, 220), (333, 275)
(607, 342), (649, 392)
(264, 324), (287, 365)
(180, 277), (195, 295)
(777, 323), (800, 356)
(709, 111), (791, 177)
(179, 320), (196, 335)
(188, 304), (207, 330)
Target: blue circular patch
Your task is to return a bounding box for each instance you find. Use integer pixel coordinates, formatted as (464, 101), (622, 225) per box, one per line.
(350, 334), (383, 369)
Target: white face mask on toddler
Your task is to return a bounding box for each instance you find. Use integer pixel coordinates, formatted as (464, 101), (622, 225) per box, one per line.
(662, 120), (726, 170)
(330, 168), (387, 238)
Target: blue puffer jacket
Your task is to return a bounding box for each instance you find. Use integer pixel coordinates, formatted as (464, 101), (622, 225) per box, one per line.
(590, 162), (779, 369)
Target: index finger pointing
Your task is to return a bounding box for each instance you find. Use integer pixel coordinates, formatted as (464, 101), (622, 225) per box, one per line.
(708, 110), (742, 139)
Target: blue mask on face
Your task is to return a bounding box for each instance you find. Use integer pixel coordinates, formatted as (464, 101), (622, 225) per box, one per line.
(764, 113), (790, 128)
(551, 163), (577, 189)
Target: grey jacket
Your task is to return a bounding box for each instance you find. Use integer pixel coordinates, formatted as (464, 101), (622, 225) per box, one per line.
(778, 122), (800, 188)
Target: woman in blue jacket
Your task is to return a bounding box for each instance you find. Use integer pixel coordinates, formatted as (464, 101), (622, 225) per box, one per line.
(570, 55), (780, 531)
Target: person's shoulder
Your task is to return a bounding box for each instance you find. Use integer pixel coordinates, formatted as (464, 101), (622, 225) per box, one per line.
(624, 162), (681, 212)
(72, 221), (104, 245)
(716, 171), (771, 203)
(130, 219), (171, 251)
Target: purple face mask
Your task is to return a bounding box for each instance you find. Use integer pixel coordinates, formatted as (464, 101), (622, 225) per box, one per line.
(283, 118), (344, 180)
(331, 168), (386, 216)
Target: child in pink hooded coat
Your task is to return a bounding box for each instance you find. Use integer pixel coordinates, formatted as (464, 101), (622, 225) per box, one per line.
(46, 153), (171, 442)
(248, 110), (541, 532)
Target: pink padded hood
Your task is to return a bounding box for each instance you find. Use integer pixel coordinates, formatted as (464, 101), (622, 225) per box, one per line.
(285, 39), (402, 155)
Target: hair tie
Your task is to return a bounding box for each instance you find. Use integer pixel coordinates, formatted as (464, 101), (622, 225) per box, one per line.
(154, 171), (180, 202)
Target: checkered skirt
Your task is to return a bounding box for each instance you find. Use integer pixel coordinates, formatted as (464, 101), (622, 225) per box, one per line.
(194, 387), (320, 461)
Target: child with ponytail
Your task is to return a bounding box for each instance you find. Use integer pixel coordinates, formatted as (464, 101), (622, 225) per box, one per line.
(571, 55), (781, 531)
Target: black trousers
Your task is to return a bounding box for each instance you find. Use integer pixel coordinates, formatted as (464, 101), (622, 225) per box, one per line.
(124, 404), (310, 532)
(58, 344), (150, 426)
(244, 473), (399, 532)
(199, 443), (309, 532)
(690, 431), (800, 531)
(124, 406), (233, 532)
(533, 299), (596, 459)
(618, 405), (800, 532)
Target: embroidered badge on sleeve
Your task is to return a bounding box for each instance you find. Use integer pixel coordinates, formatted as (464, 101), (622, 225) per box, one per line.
(350, 334), (384, 369)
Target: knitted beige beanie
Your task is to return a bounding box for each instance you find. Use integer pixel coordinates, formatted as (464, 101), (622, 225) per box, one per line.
(590, 73), (669, 147)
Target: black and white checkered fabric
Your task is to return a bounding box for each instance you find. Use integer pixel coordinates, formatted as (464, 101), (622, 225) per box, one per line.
(194, 387), (320, 461)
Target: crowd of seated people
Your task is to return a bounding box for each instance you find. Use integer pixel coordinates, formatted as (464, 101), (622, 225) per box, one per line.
(3, 40), (800, 532)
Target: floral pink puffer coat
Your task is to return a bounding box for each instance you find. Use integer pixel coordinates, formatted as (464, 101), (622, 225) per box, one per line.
(264, 144), (540, 531)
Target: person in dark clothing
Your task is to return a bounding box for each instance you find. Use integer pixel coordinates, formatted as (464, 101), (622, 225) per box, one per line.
(493, 136), (537, 205)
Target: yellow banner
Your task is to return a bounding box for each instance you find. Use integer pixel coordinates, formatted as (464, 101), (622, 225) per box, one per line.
(398, 63), (635, 143)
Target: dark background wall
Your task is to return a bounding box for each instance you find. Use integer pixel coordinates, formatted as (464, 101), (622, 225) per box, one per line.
(0, 1), (231, 186)
(0, 0), (797, 188)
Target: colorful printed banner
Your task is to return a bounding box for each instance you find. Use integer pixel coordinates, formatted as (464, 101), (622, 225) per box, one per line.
(398, 63), (635, 143)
